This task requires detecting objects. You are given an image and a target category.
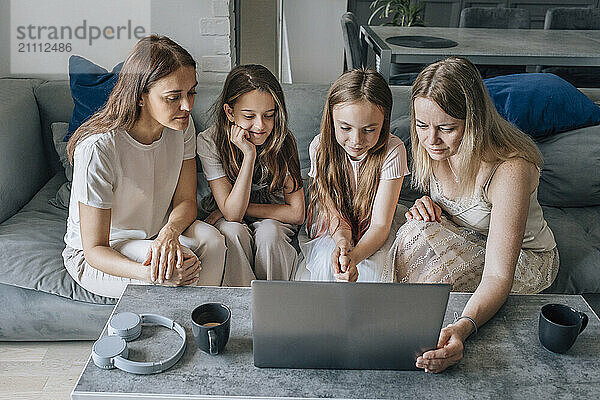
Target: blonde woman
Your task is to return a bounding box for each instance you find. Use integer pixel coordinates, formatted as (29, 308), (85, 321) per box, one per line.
(388, 57), (559, 373)
(298, 69), (409, 282)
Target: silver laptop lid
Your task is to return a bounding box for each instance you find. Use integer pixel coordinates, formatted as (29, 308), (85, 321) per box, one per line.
(252, 281), (451, 370)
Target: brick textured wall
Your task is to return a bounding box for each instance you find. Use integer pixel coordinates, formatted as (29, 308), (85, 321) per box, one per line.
(197, 0), (232, 83)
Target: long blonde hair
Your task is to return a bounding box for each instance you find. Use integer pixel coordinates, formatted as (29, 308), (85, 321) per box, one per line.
(210, 64), (302, 194)
(308, 69), (392, 243)
(410, 56), (543, 197)
(67, 35), (196, 162)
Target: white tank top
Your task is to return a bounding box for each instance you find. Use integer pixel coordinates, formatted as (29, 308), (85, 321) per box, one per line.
(430, 164), (556, 252)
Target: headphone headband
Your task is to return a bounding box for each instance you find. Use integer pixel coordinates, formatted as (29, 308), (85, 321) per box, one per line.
(92, 312), (186, 374)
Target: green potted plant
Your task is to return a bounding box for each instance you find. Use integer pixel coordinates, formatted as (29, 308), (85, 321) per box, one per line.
(368, 0), (425, 27)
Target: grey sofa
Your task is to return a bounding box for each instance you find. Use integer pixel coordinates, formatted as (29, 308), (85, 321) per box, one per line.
(1, 78), (599, 341)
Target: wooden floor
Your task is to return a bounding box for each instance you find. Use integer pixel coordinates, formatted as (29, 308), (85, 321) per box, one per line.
(0, 341), (93, 400)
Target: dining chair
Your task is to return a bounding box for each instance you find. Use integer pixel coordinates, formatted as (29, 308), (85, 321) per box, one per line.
(340, 12), (420, 85)
(459, 7), (530, 29)
(542, 7), (600, 88)
(459, 7), (530, 79)
(341, 12), (363, 71)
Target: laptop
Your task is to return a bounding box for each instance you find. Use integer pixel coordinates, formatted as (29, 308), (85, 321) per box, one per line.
(251, 280), (451, 370)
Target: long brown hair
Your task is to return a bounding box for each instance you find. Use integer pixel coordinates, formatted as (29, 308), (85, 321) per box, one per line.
(308, 69), (392, 243)
(411, 56), (543, 197)
(210, 64), (302, 194)
(67, 35), (196, 162)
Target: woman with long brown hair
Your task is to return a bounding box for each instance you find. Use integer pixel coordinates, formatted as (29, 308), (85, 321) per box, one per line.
(388, 57), (558, 372)
(296, 68), (409, 282)
(63, 35), (226, 298)
(197, 64), (304, 285)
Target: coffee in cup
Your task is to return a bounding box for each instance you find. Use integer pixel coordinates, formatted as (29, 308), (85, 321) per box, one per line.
(538, 303), (588, 354)
(191, 303), (231, 355)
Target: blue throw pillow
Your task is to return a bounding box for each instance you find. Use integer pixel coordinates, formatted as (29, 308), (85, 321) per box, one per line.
(483, 73), (600, 139)
(66, 55), (123, 140)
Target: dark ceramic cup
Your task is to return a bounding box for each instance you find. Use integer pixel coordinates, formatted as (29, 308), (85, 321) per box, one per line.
(538, 303), (588, 354)
(191, 303), (231, 355)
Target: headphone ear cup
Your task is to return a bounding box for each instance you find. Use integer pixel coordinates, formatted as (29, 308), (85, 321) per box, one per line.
(93, 313), (187, 374)
(108, 312), (142, 341)
(92, 335), (128, 370)
(93, 312), (140, 369)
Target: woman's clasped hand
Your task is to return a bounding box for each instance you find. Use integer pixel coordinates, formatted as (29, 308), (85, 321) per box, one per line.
(143, 229), (202, 285)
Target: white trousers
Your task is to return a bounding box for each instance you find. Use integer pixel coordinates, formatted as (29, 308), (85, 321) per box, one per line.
(63, 220), (226, 298)
(296, 204), (407, 282)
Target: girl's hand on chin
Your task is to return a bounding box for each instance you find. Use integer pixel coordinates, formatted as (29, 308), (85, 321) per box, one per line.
(229, 124), (256, 156)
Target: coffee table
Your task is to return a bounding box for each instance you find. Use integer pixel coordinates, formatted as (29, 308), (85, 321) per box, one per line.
(72, 285), (600, 399)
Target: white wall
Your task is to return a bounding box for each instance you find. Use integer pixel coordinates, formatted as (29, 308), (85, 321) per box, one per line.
(0, 0), (234, 82)
(0, 0), (12, 78)
(282, 0), (346, 84)
(239, 0), (278, 76)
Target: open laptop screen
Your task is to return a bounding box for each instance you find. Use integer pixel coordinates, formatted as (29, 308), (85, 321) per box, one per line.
(252, 281), (451, 370)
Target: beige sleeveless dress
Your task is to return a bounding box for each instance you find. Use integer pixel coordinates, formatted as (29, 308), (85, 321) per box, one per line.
(385, 164), (559, 293)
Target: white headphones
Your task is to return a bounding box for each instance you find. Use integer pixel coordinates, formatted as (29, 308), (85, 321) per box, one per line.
(92, 312), (186, 374)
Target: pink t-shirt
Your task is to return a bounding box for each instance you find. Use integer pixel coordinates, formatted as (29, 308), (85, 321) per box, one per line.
(308, 134), (410, 189)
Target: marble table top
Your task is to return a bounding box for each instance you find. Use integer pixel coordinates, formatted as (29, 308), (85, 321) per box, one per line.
(361, 26), (600, 66)
(72, 285), (600, 399)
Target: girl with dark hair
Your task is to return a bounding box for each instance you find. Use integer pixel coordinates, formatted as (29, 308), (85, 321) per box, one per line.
(297, 68), (409, 282)
(63, 35), (226, 298)
(197, 64), (304, 286)
(388, 57), (558, 373)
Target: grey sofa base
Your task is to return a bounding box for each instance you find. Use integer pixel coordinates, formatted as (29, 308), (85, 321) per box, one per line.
(0, 283), (114, 341)
(1, 78), (599, 341)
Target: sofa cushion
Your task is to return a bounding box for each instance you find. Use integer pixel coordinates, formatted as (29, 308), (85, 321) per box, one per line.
(49, 122), (72, 210)
(0, 283), (113, 341)
(51, 122), (72, 181)
(68, 55), (123, 138)
(34, 80), (75, 176)
(484, 73), (600, 139)
(537, 124), (600, 207)
(543, 205), (600, 294)
(0, 78), (49, 224)
(282, 84), (330, 177)
(0, 172), (116, 305)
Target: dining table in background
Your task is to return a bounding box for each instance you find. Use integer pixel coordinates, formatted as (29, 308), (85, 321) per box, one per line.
(360, 26), (600, 83)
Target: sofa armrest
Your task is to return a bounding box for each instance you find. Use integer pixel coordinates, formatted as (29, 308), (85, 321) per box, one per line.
(0, 78), (49, 223)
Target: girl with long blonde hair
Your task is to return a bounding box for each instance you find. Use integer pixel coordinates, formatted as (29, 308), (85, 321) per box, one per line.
(388, 57), (559, 373)
(197, 64), (304, 285)
(296, 69), (409, 282)
(63, 36), (226, 299)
